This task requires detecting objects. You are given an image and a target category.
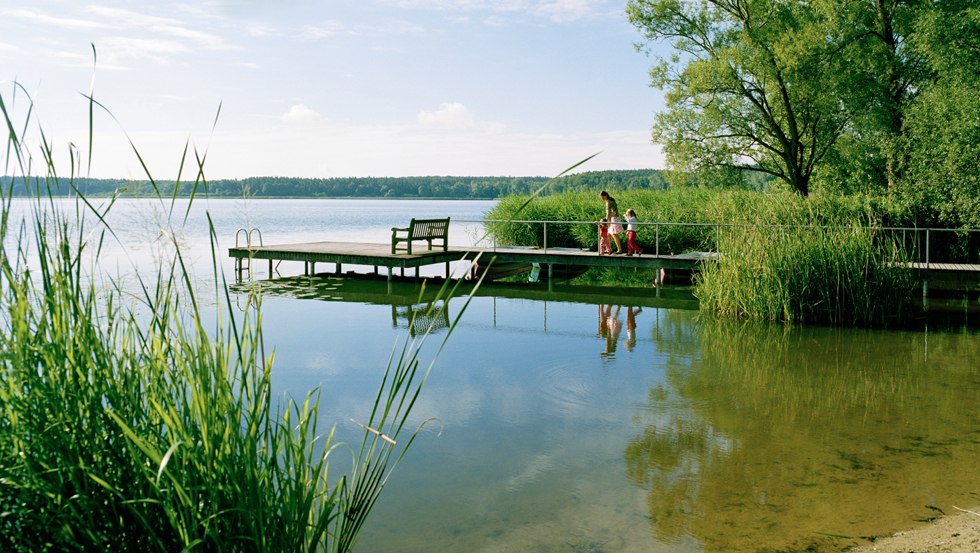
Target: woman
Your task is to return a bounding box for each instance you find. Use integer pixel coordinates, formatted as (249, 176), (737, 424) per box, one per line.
(599, 190), (624, 254)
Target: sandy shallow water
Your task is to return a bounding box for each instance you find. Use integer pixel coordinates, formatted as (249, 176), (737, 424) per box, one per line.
(849, 506), (980, 552)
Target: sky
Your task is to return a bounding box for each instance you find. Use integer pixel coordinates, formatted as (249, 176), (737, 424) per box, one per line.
(1, 0), (668, 180)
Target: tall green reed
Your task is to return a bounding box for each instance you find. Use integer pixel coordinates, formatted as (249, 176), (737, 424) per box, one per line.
(695, 222), (917, 325)
(486, 188), (920, 326)
(485, 188), (909, 254)
(0, 80), (475, 551)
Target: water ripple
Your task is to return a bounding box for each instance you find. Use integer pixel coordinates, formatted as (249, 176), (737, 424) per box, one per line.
(538, 363), (595, 414)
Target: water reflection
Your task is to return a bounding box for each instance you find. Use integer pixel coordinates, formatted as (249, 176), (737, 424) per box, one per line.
(599, 304), (623, 358)
(627, 319), (980, 552)
(230, 272), (978, 552)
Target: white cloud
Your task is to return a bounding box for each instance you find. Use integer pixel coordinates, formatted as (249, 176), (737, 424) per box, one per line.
(483, 15), (508, 26)
(376, 0), (608, 21)
(84, 6), (233, 50)
(247, 24), (274, 38)
(51, 50), (95, 65)
(84, 6), (180, 28)
(281, 104), (322, 123)
(0, 42), (19, 53)
(148, 24), (233, 50)
(301, 21), (350, 39)
(534, 0), (603, 22)
(417, 102), (476, 129)
(2, 7), (108, 29)
(97, 37), (190, 67)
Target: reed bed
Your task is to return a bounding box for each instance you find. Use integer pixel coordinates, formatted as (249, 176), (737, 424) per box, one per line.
(487, 188), (921, 325)
(0, 85), (472, 551)
(695, 223), (918, 325)
(486, 188), (907, 255)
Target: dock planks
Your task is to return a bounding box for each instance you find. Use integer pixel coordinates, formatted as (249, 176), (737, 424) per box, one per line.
(228, 240), (717, 280)
(228, 240), (980, 295)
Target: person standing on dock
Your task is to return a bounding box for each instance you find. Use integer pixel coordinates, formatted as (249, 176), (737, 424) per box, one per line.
(600, 191), (624, 254)
(624, 209), (643, 256)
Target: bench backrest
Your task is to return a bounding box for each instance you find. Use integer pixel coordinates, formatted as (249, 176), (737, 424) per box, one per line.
(410, 218), (449, 238)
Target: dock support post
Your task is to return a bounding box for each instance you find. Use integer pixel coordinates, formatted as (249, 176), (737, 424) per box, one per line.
(387, 267), (393, 283)
(335, 263), (341, 276)
(547, 263), (553, 292)
(922, 278), (929, 298)
(268, 259), (273, 278)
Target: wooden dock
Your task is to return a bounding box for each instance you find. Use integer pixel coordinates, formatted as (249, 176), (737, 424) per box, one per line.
(228, 240), (716, 281)
(228, 240), (980, 296)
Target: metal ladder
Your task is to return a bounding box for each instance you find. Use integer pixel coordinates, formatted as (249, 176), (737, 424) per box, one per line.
(234, 227), (272, 279)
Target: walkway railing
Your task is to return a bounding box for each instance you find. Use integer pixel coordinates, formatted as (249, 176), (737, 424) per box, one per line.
(456, 219), (980, 267)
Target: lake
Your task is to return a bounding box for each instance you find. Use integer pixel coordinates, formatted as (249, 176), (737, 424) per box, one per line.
(9, 197), (980, 552)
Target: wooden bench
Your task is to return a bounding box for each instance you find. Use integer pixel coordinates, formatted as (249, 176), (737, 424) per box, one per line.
(391, 217), (450, 255)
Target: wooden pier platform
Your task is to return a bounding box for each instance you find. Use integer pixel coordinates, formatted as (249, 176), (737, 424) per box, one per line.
(228, 240), (717, 281)
(228, 240), (980, 297)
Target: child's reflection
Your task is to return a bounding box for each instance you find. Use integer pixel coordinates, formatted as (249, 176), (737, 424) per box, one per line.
(626, 306), (642, 351)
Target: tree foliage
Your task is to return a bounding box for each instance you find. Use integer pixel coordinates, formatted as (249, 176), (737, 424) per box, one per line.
(627, 0), (847, 196)
(900, 0), (980, 227)
(629, 0), (980, 228)
(7, 170), (667, 199)
(809, 0), (927, 194)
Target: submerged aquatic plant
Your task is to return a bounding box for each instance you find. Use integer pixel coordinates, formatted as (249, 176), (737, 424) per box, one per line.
(0, 79), (476, 551)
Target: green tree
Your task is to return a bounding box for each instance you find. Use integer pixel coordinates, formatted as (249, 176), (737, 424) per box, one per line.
(900, 0), (980, 227)
(812, 0), (927, 194)
(628, 0), (846, 196)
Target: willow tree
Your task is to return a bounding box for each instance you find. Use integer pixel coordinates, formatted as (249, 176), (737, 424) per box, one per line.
(627, 0), (847, 196)
(901, 0), (980, 227)
(812, 0), (928, 194)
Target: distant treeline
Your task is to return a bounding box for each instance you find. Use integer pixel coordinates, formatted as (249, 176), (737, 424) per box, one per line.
(6, 169), (668, 199)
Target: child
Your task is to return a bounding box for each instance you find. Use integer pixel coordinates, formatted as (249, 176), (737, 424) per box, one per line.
(598, 218), (612, 255)
(625, 208), (643, 256)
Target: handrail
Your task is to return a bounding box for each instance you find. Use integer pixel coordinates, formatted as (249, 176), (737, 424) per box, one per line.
(235, 227), (264, 248)
(457, 218), (980, 234)
(249, 228), (263, 248)
(453, 218), (980, 266)
(233, 228), (269, 281)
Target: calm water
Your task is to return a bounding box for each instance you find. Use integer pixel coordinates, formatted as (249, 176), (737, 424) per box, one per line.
(10, 198), (980, 552)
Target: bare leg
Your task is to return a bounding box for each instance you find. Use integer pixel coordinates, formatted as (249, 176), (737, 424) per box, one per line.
(611, 233), (622, 253)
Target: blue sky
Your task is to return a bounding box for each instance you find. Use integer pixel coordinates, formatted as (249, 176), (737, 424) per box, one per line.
(2, 0), (667, 179)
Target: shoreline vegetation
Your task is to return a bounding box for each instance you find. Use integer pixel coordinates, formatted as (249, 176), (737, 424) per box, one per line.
(4, 169), (670, 199)
(1, 88), (478, 552)
(486, 189), (978, 326)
